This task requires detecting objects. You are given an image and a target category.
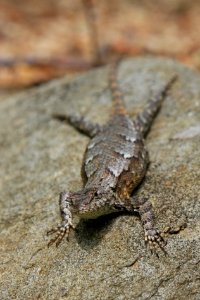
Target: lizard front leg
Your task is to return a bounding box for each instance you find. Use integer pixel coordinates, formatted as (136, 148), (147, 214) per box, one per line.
(130, 196), (166, 255)
(47, 191), (75, 247)
(53, 113), (102, 137)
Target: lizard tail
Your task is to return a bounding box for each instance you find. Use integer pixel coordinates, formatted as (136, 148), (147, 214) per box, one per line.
(109, 62), (127, 116)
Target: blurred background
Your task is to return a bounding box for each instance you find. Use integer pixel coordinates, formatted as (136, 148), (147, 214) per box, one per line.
(0, 0), (200, 89)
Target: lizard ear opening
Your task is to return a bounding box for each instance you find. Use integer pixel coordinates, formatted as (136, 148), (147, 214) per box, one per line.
(94, 191), (99, 197)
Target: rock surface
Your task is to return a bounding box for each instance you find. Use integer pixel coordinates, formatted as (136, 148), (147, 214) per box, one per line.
(0, 57), (200, 300)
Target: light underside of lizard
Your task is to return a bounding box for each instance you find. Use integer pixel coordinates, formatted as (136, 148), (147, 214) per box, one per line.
(47, 63), (177, 255)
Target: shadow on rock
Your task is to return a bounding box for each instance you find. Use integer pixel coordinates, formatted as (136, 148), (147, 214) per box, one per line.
(75, 211), (136, 251)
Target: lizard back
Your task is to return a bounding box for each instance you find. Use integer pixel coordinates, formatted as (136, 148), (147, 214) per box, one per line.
(84, 114), (148, 198)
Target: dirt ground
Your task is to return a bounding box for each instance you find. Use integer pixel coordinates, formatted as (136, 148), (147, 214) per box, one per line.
(0, 0), (200, 88)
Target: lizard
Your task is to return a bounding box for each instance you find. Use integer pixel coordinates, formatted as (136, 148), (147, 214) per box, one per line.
(47, 62), (177, 255)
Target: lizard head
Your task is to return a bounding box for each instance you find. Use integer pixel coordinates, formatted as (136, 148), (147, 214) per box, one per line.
(70, 188), (119, 219)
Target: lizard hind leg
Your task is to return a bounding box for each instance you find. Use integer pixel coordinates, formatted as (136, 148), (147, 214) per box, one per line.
(53, 113), (102, 138)
(134, 75), (177, 137)
(131, 196), (166, 256)
(47, 191), (75, 247)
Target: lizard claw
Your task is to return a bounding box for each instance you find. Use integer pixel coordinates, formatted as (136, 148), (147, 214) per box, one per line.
(47, 221), (75, 247)
(145, 229), (167, 257)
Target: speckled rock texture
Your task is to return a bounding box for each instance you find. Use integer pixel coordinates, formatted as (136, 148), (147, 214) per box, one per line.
(0, 58), (200, 300)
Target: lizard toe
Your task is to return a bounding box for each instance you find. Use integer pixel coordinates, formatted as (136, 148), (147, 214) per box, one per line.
(47, 222), (74, 247)
(145, 229), (167, 256)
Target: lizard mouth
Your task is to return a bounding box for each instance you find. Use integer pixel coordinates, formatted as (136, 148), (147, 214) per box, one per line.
(79, 206), (116, 219)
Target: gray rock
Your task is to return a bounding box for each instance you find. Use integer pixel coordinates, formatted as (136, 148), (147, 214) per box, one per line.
(0, 57), (200, 300)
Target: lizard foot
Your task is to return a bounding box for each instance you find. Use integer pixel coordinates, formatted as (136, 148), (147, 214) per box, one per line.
(47, 221), (75, 247)
(145, 229), (167, 257)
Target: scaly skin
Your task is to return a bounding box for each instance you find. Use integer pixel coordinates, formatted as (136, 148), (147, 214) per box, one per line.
(47, 63), (176, 255)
